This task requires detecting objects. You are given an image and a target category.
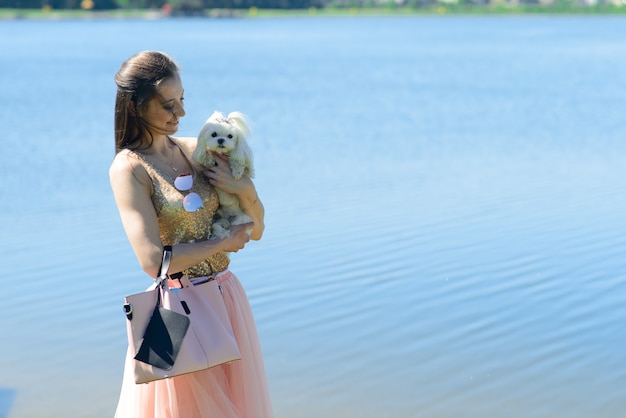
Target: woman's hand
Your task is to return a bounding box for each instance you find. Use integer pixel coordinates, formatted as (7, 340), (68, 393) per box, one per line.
(203, 152), (254, 196)
(220, 222), (254, 253)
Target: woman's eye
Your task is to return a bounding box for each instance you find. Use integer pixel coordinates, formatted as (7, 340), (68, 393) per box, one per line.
(211, 132), (217, 137)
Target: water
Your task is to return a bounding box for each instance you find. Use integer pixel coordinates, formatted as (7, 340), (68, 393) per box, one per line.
(1, 15), (626, 418)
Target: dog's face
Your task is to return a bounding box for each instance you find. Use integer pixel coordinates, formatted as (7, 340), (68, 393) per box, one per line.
(194, 111), (253, 179)
(198, 118), (240, 156)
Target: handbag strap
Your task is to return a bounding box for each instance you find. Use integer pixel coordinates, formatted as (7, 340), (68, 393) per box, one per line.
(122, 246), (175, 319)
(154, 245), (173, 308)
(155, 245), (173, 287)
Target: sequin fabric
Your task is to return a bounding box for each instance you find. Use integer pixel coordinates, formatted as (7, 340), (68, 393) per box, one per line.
(129, 142), (229, 277)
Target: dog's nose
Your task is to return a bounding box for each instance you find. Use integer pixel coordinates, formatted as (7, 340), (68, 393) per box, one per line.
(217, 138), (225, 145)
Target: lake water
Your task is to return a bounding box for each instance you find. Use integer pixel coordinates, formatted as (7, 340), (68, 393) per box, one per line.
(1, 14), (626, 418)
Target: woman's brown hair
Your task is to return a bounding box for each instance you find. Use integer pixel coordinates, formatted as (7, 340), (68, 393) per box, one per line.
(114, 51), (180, 153)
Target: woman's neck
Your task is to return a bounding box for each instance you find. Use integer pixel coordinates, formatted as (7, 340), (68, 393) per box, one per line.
(142, 135), (171, 157)
(141, 136), (188, 174)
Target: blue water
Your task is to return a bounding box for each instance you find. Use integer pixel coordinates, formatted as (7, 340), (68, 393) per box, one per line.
(1, 15), (626, 418)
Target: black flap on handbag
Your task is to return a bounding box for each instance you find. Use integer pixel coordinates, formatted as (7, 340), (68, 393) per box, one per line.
(134, 306), (190, 370)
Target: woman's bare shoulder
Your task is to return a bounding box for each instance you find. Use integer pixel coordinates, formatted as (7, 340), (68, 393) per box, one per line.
(174, 136), (198, 154)
(109, 150), (148, 184)
(110, 149), (137, 172)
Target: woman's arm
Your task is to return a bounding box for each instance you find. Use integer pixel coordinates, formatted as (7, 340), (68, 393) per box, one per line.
(234, 177), (265, 241)
(202, 152), (265, 241)
(109, 152), (251, 278)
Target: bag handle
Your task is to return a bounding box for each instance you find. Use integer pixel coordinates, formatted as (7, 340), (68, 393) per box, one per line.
(155, 245), (173, 287)
(153, 245), (174, 308)
(123, 246), (175, 320)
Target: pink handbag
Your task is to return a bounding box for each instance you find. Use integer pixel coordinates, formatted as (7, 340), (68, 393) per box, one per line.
(123, 246), (241, 384)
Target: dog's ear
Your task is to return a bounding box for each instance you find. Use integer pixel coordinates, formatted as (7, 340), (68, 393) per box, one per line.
(230, 134), (254, 179)
(192, 124), (216, 167)
(226, 112), (253, 179)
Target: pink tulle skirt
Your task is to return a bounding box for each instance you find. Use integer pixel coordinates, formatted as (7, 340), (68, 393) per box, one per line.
(114, 271), (273, 418)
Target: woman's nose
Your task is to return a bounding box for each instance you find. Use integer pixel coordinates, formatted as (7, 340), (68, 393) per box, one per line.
(173, 102), (185, 117)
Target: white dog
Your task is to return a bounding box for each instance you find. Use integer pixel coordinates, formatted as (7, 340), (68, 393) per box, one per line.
(192, 111), (254, 240)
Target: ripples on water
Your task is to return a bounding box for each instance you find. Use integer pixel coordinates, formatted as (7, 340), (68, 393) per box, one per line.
(1, 15), (626, 418)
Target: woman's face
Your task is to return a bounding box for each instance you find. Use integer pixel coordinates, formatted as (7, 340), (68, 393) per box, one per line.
(140, 74), (186, 137)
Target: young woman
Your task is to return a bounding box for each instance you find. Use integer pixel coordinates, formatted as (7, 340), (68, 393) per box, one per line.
(109, 50), (273, 418)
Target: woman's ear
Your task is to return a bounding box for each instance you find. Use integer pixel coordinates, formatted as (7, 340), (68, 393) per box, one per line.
(127, 101), (137, 116)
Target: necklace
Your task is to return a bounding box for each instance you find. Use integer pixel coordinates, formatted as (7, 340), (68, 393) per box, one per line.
(167, 137), (178, 172)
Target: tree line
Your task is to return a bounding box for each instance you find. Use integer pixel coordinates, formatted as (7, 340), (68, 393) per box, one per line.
(0, 0), (327, 9)
(2, 0), (619, 13)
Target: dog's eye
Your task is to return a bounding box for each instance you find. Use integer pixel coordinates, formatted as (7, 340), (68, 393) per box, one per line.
(211, 132), (217, 137)
(228, 134), (233, 139)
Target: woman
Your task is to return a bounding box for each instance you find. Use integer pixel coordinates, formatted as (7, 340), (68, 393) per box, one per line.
(109, 50), (273, 418)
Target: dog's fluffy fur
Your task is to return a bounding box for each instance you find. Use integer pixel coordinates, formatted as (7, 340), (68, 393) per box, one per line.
(192, 111), (254, 240)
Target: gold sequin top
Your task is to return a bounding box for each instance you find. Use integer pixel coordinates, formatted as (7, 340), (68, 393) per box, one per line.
(129, 142), (229, 278)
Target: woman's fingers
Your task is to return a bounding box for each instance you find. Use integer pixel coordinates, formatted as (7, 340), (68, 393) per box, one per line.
(222, 222), (254, 252)
(203, 153), (230, 186)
